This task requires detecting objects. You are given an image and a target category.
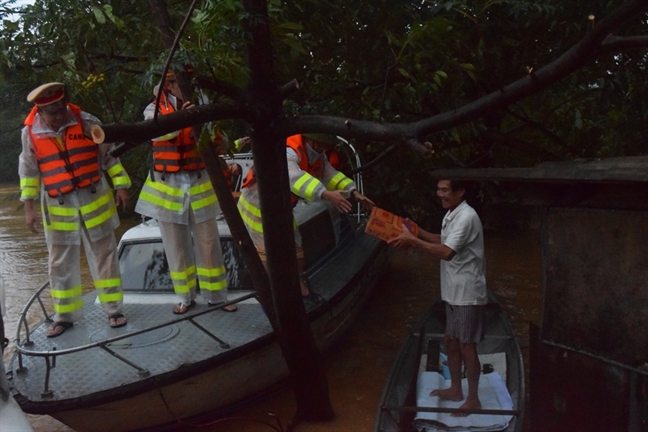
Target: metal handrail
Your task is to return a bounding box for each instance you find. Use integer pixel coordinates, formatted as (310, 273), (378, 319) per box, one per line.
(13, 285), (256, 358)
(12, 286), (257, 396)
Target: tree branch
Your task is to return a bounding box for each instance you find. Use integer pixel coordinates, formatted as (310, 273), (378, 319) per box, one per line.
(601, 34), (648, 52)
(99, 0), (648, 157)
(92, 102), (247, 143)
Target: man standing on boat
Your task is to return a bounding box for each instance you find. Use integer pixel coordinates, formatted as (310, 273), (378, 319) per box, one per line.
(237, 133), (374, 305)
(134, 70), (236, 314)
(19, 82), (132, 337)
(389, 179), (487, 416)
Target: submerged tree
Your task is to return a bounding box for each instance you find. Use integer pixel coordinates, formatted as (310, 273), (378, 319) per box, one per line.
(2, 0), (648, 426)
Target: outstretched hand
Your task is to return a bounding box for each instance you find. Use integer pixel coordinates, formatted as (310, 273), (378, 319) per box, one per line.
(351, 190), (375, 211)
(322, 190), (353, 213)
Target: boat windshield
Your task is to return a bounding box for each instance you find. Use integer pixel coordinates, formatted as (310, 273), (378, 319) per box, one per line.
(119, 240), (173, 292)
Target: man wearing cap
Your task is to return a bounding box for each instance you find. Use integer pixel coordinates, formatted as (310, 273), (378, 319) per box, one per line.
(19, 82), (132, 337)
(237, 133), (374, 305)
(134, 71), (235, 314)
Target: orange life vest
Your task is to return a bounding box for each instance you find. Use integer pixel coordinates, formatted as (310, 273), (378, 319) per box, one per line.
(242, 134), (326, 189)
(151, 93), (205, 173)
(241, 134), (326, 206)
(327, 149), (341, 169)
(25, 104), (101, 199)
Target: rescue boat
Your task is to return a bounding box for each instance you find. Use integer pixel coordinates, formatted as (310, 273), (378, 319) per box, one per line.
(5, 145), (390, 431)
(374, 290), (524, 432)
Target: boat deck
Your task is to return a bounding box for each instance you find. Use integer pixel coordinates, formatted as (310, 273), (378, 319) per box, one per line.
(11, 293), (267, 402)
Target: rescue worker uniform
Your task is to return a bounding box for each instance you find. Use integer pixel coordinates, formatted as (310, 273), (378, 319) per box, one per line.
(135, 87), (228, 307)
(19, 96), (131, 324)
(237, 134), (357, 254)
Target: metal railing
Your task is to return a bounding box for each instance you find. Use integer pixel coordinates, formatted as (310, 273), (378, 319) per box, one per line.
(11, 283), (256, 397)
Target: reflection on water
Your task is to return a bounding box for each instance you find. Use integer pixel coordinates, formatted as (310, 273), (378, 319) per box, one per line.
(0, 184), (542, 432)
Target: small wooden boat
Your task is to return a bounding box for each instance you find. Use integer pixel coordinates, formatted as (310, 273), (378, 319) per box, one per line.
(375, 291), (524, 432)
(6, 147), (390, 432)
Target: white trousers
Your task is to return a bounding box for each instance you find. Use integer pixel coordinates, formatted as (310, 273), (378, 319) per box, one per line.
(48, 227), (123, 323)
(158, 216), (228, 305)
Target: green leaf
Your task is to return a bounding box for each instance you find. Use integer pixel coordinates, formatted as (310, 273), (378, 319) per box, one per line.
(398, 68), (412, 80)
(92, 6), (106, 25)
(101, 5), (124, 27)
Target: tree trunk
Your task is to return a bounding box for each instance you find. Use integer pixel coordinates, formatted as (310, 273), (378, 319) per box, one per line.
(148, 0), (333, 422)
(241, 0), (334, 421)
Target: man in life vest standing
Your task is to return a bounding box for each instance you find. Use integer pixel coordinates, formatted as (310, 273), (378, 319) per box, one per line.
(19, 82), (132, 337)
(135, 71), (236, 314)
(237, 133), (375, 305)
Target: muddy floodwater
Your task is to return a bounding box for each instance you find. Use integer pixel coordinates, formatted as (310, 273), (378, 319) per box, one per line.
(1, 184), (541, 432)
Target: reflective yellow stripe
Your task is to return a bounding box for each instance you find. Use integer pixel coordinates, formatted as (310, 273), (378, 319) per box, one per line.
(139, 190), (184, 212)
(292, 173), (311, 194)
(21, 177), (40, 188)
(98, 291), (123, 303)
(21, 187), (39, 199)
(302, 178), (319, 200)
(171, 270), (186, 279)
(48, 206), (78, 217)
(112, 176), (130, 187)
(95, 278), (121, 289)
(326, 172), (352, 190)
(239, 210), (263, 233)
(107, 162), (126, 177)
(80, 192), (111, 215)
(45, 221), (79, 231)
(107, 163), (131, 187)
(238, 194), (261, 217)
(85, 206), (116, 229)
(197, 266), (226, 277)
(172, 281), (190, 294)
(190, 181), (213, 195)
(337, 177), (353, 189)
(191, 193), (217, 211)
(238, 195), (263, 233)
(146, 180), (184, 197)
(51, 285), (83, 299)
(53, 299), (84, 314)
(199, 280), (227, 291)
(170, 269), (196, 294)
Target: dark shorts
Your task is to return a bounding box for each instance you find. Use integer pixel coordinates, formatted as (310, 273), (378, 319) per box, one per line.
(445, 303), (485, 344)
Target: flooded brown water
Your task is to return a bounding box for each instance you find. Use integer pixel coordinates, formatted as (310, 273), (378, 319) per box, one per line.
(0, 184), (542, 432)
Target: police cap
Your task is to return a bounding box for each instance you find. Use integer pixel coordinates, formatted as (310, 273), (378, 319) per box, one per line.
(27, 82), (66, 106)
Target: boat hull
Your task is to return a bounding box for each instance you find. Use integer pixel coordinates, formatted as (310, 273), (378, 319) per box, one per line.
(11, 231), (389, 432)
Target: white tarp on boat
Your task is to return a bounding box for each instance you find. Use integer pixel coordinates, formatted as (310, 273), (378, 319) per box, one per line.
(414, 365), (513, 431)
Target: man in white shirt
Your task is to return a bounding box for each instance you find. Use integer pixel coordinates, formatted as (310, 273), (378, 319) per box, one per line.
(389, 179), (487, 416)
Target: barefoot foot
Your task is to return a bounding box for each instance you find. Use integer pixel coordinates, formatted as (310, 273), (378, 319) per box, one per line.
(430, 387), (463, 401)
(452, 398), (482, 417)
